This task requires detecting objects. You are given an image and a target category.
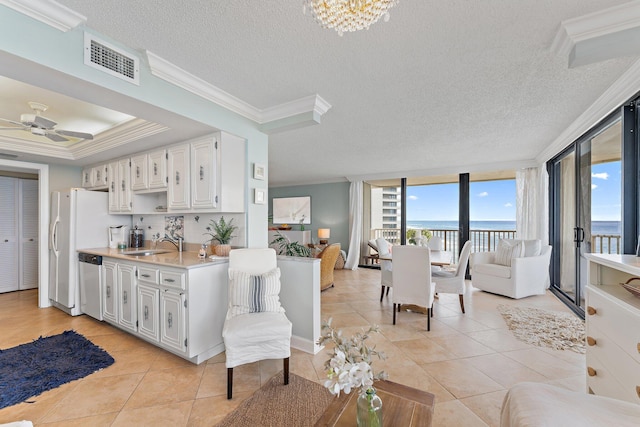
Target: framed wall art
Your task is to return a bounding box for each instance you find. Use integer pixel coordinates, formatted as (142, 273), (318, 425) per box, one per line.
(272, 196), (311, 224)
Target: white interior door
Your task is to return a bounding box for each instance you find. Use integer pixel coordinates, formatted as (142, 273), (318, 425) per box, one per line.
(20, 179), (39, 290)
(0, 177), (19, 293)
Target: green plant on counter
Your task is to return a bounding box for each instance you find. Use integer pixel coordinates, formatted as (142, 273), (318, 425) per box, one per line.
(270, 231), (311, 257)
(204, 216), (238, 245)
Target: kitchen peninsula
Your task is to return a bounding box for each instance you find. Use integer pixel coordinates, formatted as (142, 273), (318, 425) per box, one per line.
(80, 248), (229, 364)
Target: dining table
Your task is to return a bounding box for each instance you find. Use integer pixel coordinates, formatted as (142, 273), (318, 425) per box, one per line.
(379, 249), (453, 266)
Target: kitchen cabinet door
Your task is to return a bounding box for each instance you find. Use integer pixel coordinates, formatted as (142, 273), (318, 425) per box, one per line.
(117, 263), (137, 332)
(108, 161), (119, 212)
(92, 164), (109, 188)
(117, 159), (132, 212)
(0, 177), (18, 293)
(160, 290), (186, 353)
(190, 137), (217, 209)
(81, 168), (93, 188)
(131, 154), (149, 191)
(138, 284), (160, 342)
(148, 149), (168, 189)
(167, 144), (190, 210)
(102, 261), (118, 324)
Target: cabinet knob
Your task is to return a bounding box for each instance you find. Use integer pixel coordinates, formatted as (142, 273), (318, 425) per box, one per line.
(586, 306), (597, 315)
(586, 336), (597, 346)
(636, 386), (640, 399)
(587, 367), (597, 377)
(637, 343), (640, 354)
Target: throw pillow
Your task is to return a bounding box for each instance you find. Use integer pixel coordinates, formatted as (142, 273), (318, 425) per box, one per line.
(494, 240), (524, 267)
(227, 268), (284, 318)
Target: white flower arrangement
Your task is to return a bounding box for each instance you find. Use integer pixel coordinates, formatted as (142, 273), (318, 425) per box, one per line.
(317, 318), (388, 396)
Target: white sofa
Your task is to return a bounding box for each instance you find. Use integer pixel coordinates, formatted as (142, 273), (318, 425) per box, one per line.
(501, 382), (640, 427)
(470, 239), (551, 299)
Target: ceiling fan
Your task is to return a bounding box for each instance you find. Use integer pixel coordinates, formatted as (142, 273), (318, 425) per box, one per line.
(0, 101), (94, 142)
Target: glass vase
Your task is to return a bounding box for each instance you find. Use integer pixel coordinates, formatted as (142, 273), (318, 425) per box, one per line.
(356, 387), (383, 427)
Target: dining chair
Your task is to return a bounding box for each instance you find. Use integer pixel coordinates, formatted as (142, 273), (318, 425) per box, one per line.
(432, 240), (471, 313)
(427, 236), (444, 251)
(391, 245), (436, 331)
(222, 248), (292, 399)
(376, 237), (393, 301)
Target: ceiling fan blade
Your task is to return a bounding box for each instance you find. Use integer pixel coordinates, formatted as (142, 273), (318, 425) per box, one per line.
(0, 117), (24, 127)
(56, 129), (94, 140)
(44, 132), (69, 142)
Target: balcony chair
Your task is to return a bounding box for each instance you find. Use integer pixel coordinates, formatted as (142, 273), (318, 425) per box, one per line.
(470, 239), (552, 299)
(318, 243), (341, 291)
(376, 237), (393, 301)
(433, 240), (471, 313)
(365, 239), (380, 264)
(222, 248), (292, 399)
(391, 245), (436, 331)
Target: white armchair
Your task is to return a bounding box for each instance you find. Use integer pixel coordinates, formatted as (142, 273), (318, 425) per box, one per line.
(222, 248), (292, 399)
(376, 238), (393, 301)
(470, 239), (551, 299)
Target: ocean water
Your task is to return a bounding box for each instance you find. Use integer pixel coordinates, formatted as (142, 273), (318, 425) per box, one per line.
(406, 220), (621, 235)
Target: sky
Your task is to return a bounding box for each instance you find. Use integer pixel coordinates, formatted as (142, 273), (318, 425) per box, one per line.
(404, 160), (621, 222)
(405, 180), (516, 221)
(591, 160), (621, 221)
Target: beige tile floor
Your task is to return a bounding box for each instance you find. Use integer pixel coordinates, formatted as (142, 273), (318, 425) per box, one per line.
(0, 268), (586, 426)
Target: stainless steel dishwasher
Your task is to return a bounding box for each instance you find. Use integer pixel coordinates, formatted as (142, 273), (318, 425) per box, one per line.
(78, 252), (103, 320)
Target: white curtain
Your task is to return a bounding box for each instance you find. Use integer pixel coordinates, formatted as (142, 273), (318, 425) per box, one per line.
(344, 181), (363, 270)
(516, 166), (549, 243)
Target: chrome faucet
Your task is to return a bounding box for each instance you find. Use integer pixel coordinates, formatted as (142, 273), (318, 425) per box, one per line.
(157, 236), (183, 252)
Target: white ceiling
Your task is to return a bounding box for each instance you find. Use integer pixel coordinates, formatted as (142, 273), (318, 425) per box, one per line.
(3, 1), (640, 185)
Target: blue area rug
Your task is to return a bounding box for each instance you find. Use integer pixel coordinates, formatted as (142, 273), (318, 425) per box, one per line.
(0, 330), (114, 409)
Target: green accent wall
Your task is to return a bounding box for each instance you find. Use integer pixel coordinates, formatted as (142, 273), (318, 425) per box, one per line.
(269, 182), (351, 252)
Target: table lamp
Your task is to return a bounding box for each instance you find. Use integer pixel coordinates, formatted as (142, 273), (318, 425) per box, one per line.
(318, 228), (330, 244)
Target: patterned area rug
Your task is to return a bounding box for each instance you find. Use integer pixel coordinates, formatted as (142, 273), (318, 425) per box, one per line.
(216, 372), (335, 427)
(497, 305), (586, 354)
(0, 330), (114, 409)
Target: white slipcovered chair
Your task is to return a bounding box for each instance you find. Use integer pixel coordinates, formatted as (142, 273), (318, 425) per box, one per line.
(433, 240), (471, 313)
(391, 245), (436, 331)
(427, 236), (444, 251)
(376, 238), (393, 301)
(222, 248), (292, 399)
(470, 239), (552, 299)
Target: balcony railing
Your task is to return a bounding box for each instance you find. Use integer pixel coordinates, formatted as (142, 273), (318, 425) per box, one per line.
(367, 229), (622, 266)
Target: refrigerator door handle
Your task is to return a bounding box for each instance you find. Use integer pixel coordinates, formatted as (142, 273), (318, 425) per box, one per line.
(50, 218), (59, 254)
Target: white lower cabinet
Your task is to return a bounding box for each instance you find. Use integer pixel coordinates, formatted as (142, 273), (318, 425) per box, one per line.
(102, 257), (227, 364)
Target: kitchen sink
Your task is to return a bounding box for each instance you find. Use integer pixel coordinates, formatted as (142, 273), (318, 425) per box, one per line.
(121, 249), (173, 256)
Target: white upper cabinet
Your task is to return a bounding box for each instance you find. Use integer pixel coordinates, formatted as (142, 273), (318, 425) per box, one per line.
(130, 153), (149, 191)
(81, 168), (93, 188)
(93, 164), (109, 188)
(167, 144), (191, 210)
(148, 149), (168, 189)
(190, 136), (218, 210)
(117, 158), (133, 212)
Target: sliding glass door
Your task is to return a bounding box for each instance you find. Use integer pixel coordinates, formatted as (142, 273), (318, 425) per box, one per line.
(549, 115), (622, 312)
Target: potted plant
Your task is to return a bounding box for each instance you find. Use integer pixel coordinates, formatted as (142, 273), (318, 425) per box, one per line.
(270, 231), (311, 257)
(205, 216), (238, 256)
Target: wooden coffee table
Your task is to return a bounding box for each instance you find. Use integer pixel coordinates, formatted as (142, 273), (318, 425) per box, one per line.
(315, 380), (435, 426)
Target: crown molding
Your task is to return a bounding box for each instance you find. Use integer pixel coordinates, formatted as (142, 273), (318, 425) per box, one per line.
(345, 159), (540, 183)
(537, 58), (640, 164)
(0, 134), (74, 159)
(0, 0), (86, 32)
(71, 119), (169, 159)
(146, 50), (331, 130)
(551, 1), (640, 67)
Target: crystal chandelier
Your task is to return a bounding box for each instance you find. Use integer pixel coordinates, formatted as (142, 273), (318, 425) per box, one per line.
(303, 0), (399, 36)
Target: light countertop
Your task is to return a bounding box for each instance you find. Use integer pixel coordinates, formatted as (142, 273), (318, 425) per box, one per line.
(78, 247), (228, 269)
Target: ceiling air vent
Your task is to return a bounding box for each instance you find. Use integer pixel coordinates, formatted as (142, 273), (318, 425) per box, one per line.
(84, 33), (139, 85)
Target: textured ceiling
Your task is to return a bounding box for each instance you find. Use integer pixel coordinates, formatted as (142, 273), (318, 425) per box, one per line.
(41, 1), (640, 185)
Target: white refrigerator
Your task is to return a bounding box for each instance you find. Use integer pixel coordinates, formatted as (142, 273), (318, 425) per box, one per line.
(49, 188), (128, 316)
